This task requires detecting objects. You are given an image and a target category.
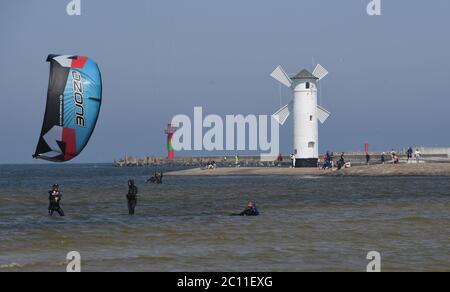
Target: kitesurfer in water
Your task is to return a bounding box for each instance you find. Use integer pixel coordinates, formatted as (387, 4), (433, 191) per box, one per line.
(126, 180), (138, 215)
(146, 172), (163, 184)
(231, 201), (260, 216)
(48, 184), (64, 216)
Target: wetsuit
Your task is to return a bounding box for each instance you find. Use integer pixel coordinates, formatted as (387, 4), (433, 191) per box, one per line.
(407, 148), (413, 161)
(238, 206), (260, 216)
(337, 159), (344, 170)
(127, 182), (138, 215)
(337, 154), (345, 170)
(48, 190), (64, 216)
(147, 172), (163, 184)
(156, 172), (163, 184)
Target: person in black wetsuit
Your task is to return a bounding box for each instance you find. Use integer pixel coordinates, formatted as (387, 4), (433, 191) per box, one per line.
(155, 171), (163, 184)
(232, 201), (259, 216)
(146, 171), (163, 184)
(366, 152), (371, 165)
(48, 184), (64, 216)
(337, 152), (346, 170)
(126, 180), (138, 215)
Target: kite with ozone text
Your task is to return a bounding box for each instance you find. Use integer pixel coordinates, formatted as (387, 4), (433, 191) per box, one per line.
(33, 55), (102, 162)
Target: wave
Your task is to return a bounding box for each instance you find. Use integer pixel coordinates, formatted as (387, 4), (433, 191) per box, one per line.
(0, 260), (67, 271)
(298, 175), (327, 179)
(0, 262), (24, 269)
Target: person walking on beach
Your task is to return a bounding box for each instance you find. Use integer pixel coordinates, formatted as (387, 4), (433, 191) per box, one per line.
(126, 180), (138, 215)
(337, 153), (345, 170)
(366, 152), (371, 166)
(322, 152), (329, 169)
(48, 184), (64, 217)
(407, 147), (413, 162)
(322, 151), (332, 169)
(415, 149), (422, 163)
(381, 152), (386, 164)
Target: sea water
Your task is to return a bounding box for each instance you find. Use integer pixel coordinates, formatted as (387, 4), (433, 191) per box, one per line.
(0, 164), (449, 272)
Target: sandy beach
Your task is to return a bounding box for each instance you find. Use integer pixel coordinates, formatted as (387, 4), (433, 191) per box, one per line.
(166, 163), (450, 177)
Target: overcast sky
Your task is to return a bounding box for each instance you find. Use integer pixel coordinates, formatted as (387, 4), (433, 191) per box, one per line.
(1, 0), (449, 163)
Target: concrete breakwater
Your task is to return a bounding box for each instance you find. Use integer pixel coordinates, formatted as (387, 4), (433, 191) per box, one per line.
(113, 155), (281, 167)
(113, 148), (450, 167)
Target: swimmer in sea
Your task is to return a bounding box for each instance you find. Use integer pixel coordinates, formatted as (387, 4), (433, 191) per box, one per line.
(231, 201), (260, 216)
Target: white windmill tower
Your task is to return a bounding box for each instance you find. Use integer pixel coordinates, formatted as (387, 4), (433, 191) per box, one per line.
(270, 64), (331, 167)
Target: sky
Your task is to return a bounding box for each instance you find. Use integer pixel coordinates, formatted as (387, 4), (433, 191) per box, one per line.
(0, 0), (449, 163)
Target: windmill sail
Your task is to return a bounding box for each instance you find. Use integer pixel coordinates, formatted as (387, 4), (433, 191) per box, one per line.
(272, 102), (292, 125)
(317, 105), (331, 124)
(313, 64), (329, 81)
(270, 66), (292, 87)
(33, 55), (102, 162)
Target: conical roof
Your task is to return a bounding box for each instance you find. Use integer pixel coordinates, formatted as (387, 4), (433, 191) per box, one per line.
(291, 69), (318, 80)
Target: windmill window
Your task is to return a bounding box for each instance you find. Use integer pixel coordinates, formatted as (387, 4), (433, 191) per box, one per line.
(306, 82), (310, 89)
(310, 115), (313, 121)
